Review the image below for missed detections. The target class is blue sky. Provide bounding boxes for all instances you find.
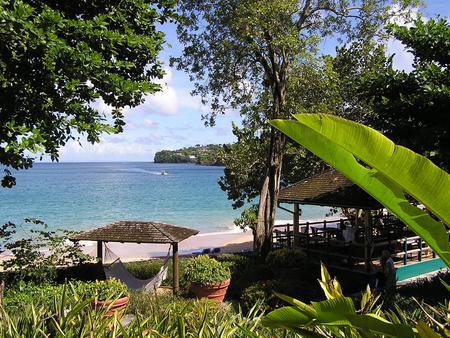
[57,1,449,162]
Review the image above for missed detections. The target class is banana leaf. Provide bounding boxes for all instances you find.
[270,114,450,267]
[262,306,313,329]
[346,314,418,338]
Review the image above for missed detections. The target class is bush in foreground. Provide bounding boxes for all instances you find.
[1,281,301,337]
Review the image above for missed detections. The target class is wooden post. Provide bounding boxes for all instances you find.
[287,223,291,248]
[403,238,408,265]
[306,222,310,255]
[418,238,422,262]
[363,211,371,272]
[97,241,103,263]
[293,204,300,246]
[172,242,179,295]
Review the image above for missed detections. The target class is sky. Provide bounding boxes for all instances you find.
[57,1,450,162]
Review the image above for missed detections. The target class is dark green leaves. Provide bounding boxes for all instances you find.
[0,0,175,186]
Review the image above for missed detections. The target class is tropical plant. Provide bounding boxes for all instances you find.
[3,282,61,310]
[183,255,231,287]
[262,264,439,337]
[1,282,301,337]
[1,219,89,284]
[83,279,128,301]
[270,114,450,267]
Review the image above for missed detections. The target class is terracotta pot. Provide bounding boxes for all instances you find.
[92,296,129,317]
[191,279,230,302]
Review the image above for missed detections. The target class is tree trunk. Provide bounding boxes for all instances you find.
[255,129,285,257]
[254,50,288,257]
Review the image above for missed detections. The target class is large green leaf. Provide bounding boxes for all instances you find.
[270,114,450,267]
[292,114,450,224]
[347,314,418,338]
[273,292,318,319]
[416,320,442,338]
[262,306,313,329]
[311,297,355,325]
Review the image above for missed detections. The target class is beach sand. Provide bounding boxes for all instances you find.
[79,230,254,262]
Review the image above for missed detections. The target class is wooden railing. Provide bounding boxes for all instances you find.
[272,219,438,269]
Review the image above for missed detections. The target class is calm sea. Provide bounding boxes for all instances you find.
[0,162,328,234]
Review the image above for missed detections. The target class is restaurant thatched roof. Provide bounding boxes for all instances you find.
[278,169,382,210]
[71,221,199,244]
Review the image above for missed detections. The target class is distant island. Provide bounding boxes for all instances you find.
[154,144,225,166]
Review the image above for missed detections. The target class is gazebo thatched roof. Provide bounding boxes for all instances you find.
[278,169,382,210]
[71,220,199,244]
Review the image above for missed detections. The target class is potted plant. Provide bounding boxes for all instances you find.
[86,279,129,317]
[183,255,231,302]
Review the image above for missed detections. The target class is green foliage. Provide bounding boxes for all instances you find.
[265,248,307,270]
[3,282,60,310]
[154,144,225,165]
[271,114,450,267]
[82,278,128,300]
[1,281,300,337]
[234,205,258,231]
[262,264,440,337]
[124,260,163,280]
[183,255,230,287]
[0,0,176,187]
[4,279,128,310]
[363,17,450,171]
[241,282,269,312]
[0,219,89,284]
[174,0,419,255]
[241,279,317,313]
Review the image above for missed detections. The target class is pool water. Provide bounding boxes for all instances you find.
[397,258,447,281]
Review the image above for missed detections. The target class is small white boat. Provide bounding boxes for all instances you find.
[160,170,168,175]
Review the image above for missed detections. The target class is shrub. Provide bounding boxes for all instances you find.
[240,279,317,312]
[125,260,163,279]
[81,279,128,300]
[183,255,230,287]
[265,248,307,269]
[3,282,61,309]
[4,279,128,310]
[1,284,294,337]
[0,219,89,285]
[241,282,269,312]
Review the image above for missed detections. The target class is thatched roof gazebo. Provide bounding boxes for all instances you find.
[279,169,382,210]
[277,169,383,272]
[71,221,199,293]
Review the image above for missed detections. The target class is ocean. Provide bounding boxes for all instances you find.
[0,162,329,234]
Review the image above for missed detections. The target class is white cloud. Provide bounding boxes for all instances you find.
[89,98,114,116]
[143,119,158,128]
[58,138,154,161]
[386,5,424,72]
[128,67,179,116]
[386,39,414,72]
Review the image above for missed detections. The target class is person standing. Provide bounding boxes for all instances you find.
[381,250,397,304]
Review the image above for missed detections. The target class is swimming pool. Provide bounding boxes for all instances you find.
[397,258,447,281]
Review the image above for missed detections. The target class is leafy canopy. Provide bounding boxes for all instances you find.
[363,17,450,171]
[0,0,176,187]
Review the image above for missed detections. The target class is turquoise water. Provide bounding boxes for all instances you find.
[0,163,329,234]
[397,258,447,281]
